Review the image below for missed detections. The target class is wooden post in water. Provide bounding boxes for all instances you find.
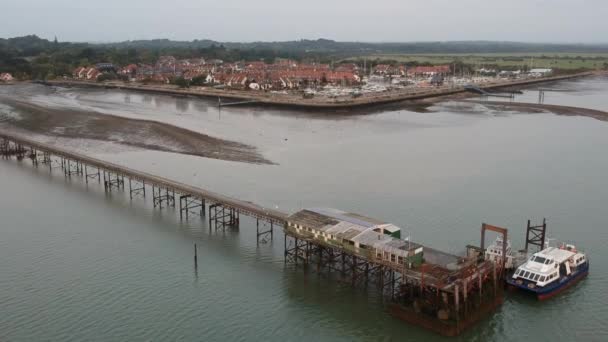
[194,243,198,269]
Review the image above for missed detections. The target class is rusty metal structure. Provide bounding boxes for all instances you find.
[284,210,504,336]
[525,218,547,252]
[1,132,505,336]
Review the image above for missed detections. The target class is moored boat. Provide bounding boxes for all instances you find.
[507,243,589,300]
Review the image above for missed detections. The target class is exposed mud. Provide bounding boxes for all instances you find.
[0,97,273,164]
[464,100,608,121]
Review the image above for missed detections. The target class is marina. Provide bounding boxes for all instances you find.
[48,71,594,110]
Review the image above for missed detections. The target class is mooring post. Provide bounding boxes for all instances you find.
[194,243,198,268]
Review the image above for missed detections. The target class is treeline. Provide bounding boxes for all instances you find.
[0,35,330,80]
[2,35,608,80]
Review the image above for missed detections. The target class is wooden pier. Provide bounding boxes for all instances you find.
[0,131,505,336]
[0,132,286,238]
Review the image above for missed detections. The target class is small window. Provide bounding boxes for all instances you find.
[540,276,546,282]
[533,274,540,281]
[390,254,396,262]
[524,271,531,278]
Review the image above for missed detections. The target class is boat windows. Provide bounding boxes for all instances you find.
[523,271,530,278]
[540,276,546,282]
[533,274,540,281]
[533,256,548,264]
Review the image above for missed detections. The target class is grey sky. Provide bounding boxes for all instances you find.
[3,0,608,43]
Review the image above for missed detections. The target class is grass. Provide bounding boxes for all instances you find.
[357,53,608,70]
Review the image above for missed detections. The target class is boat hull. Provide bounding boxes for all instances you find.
[537,268,588,300]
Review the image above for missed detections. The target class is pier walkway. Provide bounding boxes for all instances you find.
[0,131,287,236]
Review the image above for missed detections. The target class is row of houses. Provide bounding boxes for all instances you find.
[73,56,363,90]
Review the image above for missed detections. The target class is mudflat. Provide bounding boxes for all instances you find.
[0,97,272,164]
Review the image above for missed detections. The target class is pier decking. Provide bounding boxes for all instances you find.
[1,131,504,336]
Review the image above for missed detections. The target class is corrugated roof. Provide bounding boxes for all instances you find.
[287,210,339,230]
[307,208,385,228]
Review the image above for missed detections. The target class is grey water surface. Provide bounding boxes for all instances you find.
[1,77,608,341]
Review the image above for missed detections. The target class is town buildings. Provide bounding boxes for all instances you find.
[70,57,549,92]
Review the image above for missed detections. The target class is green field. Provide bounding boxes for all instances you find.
[361,53,608,70]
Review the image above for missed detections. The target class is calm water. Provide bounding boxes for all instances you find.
[1,77,608,341]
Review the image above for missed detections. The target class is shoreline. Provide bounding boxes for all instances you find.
[45,72,596,110]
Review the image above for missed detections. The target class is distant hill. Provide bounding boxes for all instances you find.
[104,38,608,55]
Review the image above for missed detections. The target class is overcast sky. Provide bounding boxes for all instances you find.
[3,0,608,43]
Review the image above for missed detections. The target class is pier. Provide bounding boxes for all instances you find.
[1,131,505,336]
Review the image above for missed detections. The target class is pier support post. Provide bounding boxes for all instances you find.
[256,219,274,243]
[208,203,238,230]
[103,171,124,191]
[29,148,38,167]
[85,165,101,184]
[129,179,146,199]
[152,186,174,208]
[179,194,204,220]
[65,159,83,178]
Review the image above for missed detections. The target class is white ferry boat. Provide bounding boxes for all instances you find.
[507,243,589,300]
[484,236,516,270]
